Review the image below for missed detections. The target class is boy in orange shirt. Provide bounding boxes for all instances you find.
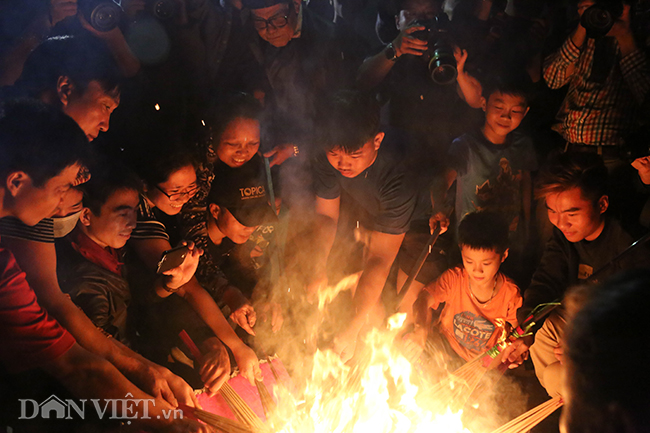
[411,211,522,364]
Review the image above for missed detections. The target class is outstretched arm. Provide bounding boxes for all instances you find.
[4,237,197,408]
[130,237,262,386]
[306,196,341,298]
[333,230,405,360]
[45,344,212,432]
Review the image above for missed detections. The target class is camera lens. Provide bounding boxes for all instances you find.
[586,9,613,30]
[581,3,616,38]
[152,0,177,20]
[88,1,121,32]
[428,44,457,85]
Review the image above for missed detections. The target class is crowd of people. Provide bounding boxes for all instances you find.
[1,0,650,431]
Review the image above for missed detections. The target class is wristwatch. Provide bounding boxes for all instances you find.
[384,43,398,62]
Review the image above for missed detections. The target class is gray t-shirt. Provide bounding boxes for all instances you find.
[448,129,538,233]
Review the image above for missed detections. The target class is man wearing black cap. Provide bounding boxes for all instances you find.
[205,167,277,247]
[183,167,282,335]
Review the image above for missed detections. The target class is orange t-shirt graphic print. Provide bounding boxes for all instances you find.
[425,267,522,362]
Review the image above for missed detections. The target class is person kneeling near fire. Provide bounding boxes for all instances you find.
[409,211,522,368]
[184,166,283,337]
[55,160,231,395]
[0,101,208,432]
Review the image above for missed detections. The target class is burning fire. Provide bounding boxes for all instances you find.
[267,313,474,433]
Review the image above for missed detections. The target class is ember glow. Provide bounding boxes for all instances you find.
[266,313,474,433]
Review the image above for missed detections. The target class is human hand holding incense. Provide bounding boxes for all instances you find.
[500,335,532,369]
[401,326,427,362]
[199,338,231,396]
[159,367,202,408]
[232,343,263,385]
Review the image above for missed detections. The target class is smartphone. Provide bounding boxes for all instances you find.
[156,245,190,274]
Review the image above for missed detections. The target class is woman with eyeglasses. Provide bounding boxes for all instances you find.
[128,142,262,394]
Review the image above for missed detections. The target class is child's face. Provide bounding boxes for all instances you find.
[482,92,529,140]
[460,246,507,287]
[326,132,384,178]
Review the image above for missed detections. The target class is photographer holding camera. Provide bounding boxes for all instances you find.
[544,0,650,163]
[543,0,650,227]
[0,0,139,85]
[357,0,482,171]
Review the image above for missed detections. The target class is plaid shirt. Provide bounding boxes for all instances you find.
[543,36,650,146]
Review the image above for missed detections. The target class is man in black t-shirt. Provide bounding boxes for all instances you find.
[309,92,423,360]
[502,153,650,397]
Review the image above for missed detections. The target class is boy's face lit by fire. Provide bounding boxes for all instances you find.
[482,91,529,143]
[326,133,384,178]
[209,204,259,244]
[460,246,507,289]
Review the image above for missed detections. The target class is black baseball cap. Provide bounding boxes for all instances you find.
[207,167,276,227]
[242,0,290,10]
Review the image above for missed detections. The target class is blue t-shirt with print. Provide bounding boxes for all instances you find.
[448,129,538,233]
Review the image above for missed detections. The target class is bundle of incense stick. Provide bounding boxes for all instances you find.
[266,356,281,382]
[419,343,490,412]
[489,396,564,433]
[220,382,270,433]
[180,403,253,433]
[178,331,270,432]
[255,379,277,417]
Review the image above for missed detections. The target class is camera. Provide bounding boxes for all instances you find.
[148,0,178,20]
[581,0,625,38]
[78,0,122,32]
[411,14,457,85]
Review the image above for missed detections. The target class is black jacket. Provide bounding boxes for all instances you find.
[518,218,650,325]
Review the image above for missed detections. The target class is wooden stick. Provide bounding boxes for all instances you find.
[489,396,563,433]
[220,382,269,433]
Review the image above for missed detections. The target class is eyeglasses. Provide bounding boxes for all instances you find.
[155,184,199,202]
[252,14,289,31]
